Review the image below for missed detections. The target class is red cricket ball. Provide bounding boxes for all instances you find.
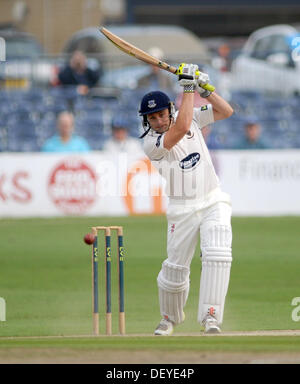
[84,233,95,245]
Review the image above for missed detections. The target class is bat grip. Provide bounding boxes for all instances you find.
[195,70,215,92]
[201,83,215,92]
[178,74,215,93]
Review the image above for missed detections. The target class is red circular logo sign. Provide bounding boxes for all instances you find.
[48,158,97,214]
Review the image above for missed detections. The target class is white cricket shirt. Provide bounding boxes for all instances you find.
[143,104,230,206]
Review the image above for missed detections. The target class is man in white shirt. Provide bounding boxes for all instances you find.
[140,63,234,335]
[103,117,142,154]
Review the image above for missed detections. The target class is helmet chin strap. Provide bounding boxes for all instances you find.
[139,126,151,139]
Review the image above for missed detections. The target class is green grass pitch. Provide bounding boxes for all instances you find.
[0,216,300,360]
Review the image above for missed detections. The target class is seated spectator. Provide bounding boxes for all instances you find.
[58,51,100,95]
[42,111,90,153]
[234,118,267,149]
[103,117,142,153]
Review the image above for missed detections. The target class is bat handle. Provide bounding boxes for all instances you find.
[179,77,215,93]
[195,70,215,92]
[176,68,215,93]
[201,83,215,92]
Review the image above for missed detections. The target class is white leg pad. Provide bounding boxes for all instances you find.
[198,225,232,325]
[157,260,190,325]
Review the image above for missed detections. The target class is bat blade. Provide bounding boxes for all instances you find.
[100,26,177,74]
[99,26,215,93]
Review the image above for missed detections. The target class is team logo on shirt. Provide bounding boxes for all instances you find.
[179,152,201,170]
[148,100,157,108]
[201,105,208,111]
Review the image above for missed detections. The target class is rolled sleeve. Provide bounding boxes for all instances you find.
[194,104,215,129]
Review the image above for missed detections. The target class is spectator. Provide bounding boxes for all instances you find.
[137,47,175,91]
[58,51,100,95]
[234,118,267,149]
[42,111,90,153]
[103,117,142,153]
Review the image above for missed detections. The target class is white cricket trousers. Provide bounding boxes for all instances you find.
[157,200,232,325]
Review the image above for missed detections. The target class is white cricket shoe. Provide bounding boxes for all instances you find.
[203,315,221,334]
[154,317,174,336]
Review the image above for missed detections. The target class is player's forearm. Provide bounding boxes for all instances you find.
[174,92,194,133]
[163,92,194,150]
[207,92,234,121]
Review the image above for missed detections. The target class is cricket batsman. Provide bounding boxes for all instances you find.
[139,63,234,335]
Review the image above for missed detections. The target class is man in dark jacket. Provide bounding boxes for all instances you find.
[58,50,100,95]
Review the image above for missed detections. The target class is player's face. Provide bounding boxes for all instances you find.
[147,108,170,133]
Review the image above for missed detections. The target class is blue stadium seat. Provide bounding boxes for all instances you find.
[7,137,40,152]
[48,86,78,100]
[212,119,242,149]
[75,97,107,112]
[75,113,106,142]
[84,132,109,150]
[7,120,37,138]
[6,121,38,152]
[0,127,6,151]
[111,106,142,138]
[22,88,45,104]
[37,119,56,141]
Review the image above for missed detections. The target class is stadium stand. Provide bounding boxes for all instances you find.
[0,87,299,151]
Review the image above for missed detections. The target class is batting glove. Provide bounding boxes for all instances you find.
[196,72,214,98]
[177,63,198,93]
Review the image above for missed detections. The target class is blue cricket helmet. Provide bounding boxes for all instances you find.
[139,91,171,116]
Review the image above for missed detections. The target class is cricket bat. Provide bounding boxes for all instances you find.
[100,26,215,92]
